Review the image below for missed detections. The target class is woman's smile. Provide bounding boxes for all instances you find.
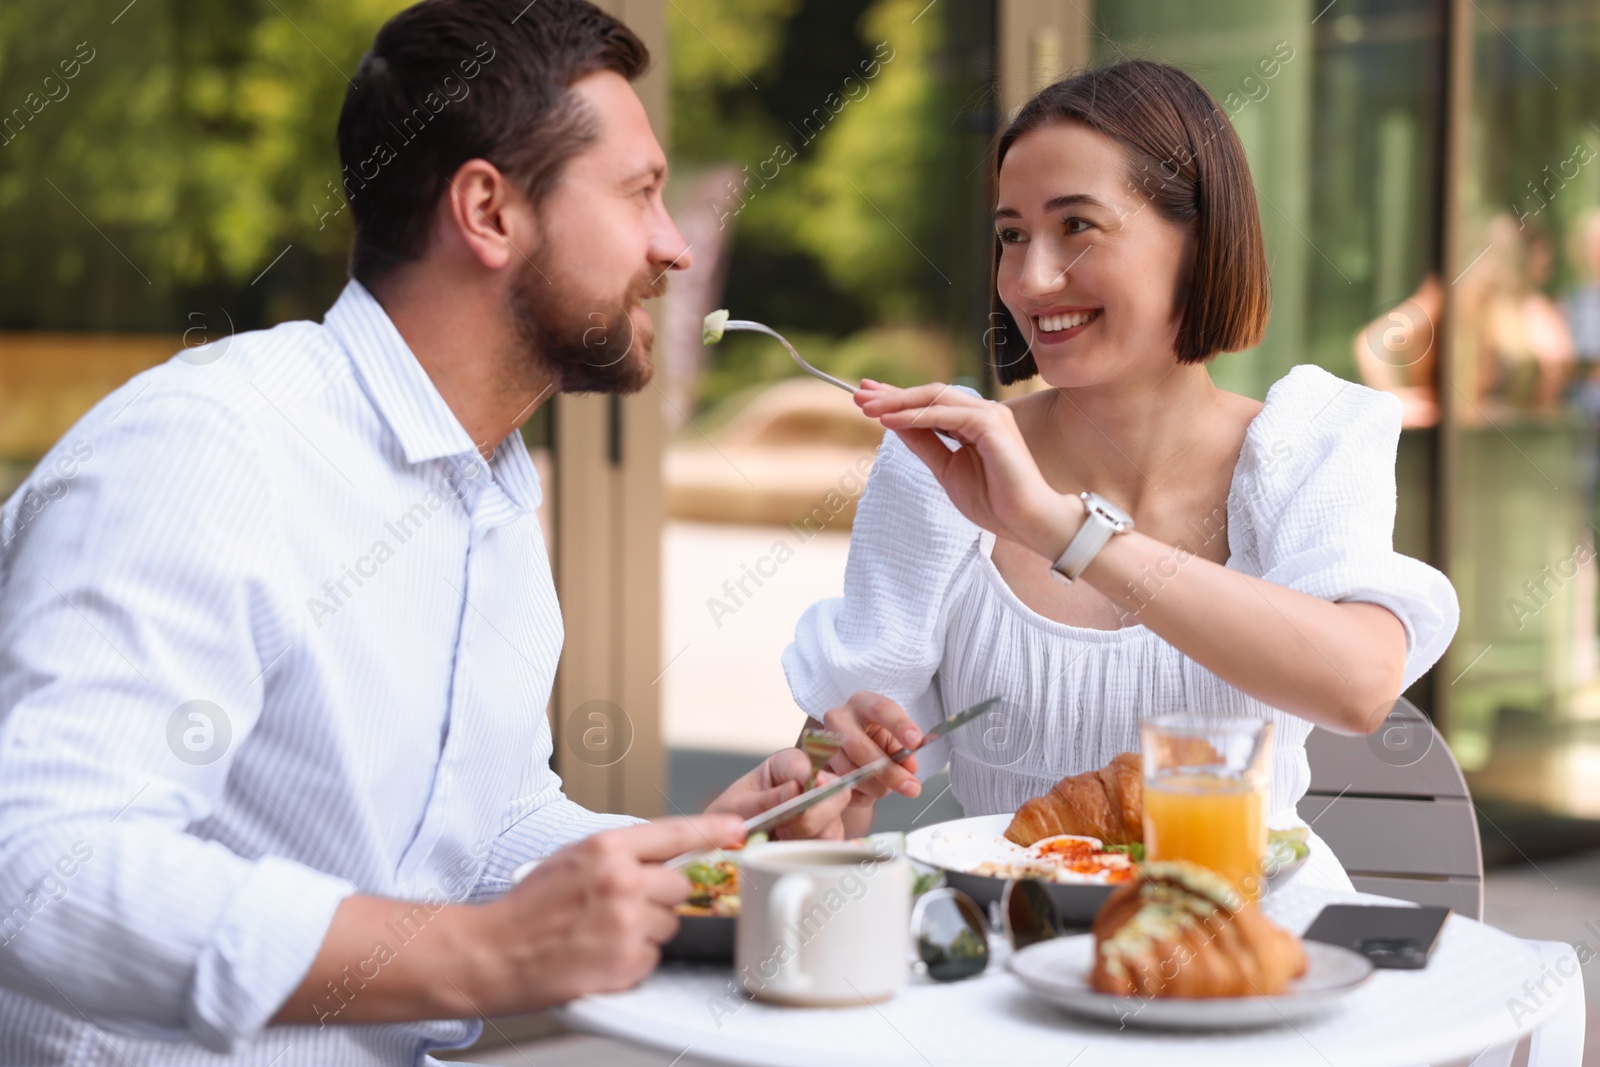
[1031,306,1103,343]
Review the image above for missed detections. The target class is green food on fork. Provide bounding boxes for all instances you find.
[701,309,858,394]
[799,727,844,790]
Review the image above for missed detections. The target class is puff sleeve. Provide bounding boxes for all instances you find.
[1229,365,1460,690]
[782,430,982,777]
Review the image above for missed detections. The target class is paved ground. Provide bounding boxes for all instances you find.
[659,520,852,754]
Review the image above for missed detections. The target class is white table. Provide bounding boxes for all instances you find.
[556,884,1572,1067]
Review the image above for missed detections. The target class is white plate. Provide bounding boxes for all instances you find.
[905,813,1028,866]
[905,814,1118,882]
[906,813,1311,895]
[1007,934,1374,1030]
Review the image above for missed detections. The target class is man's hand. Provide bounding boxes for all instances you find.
[706,748,853,840]
[271,815,744,1025]
[474,816,744,1007]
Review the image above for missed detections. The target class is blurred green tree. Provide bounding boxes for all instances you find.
[0,0,992,361]
[668,0,798,166]
[767,0,957,323]
[666,0,994,408]
[0,0,407,332]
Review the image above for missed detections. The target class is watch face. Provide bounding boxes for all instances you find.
[1083,492,1133,529]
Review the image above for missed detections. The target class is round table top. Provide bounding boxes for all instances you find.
[556,883,1569,1067]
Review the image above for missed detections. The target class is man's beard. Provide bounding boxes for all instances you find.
[509,252,665,395]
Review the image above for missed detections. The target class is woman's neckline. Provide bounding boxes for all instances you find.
[972,390,1270,638]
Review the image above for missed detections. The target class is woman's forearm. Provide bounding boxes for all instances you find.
[856,374,1414,735]
[1081,528,1407,733]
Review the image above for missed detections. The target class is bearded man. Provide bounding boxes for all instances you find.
[0,2,896,1062]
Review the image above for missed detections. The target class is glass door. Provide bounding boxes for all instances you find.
[1441,0,1600,818]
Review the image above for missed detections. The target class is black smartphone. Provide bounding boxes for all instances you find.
[1301,904,1451,969]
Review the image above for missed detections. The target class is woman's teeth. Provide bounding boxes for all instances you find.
[1036,310,1098,333]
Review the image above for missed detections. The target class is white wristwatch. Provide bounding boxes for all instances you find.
[1050,492,1135,583]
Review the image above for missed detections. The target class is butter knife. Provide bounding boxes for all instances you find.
[665,696,1000,871]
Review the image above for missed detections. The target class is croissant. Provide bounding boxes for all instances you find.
[1004,752,1143,847]
[1089,861,1307,998]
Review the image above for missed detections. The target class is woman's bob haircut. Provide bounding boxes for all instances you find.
[988,59,1270,385]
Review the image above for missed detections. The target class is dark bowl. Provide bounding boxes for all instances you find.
[663,913,734,963]
[943,867,1118,927]
[908,814,1312,931]
[906,814,1127,929]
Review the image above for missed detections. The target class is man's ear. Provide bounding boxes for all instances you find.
[441,158,539,272]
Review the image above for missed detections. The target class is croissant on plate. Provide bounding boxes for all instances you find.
[1004,752,1143,847]
[1089,861,1307,998]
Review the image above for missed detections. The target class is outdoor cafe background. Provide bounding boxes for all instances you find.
[2,0,1600,863]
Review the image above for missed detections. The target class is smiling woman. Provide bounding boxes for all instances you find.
[988,60,1270,383]
[786,59,1461,897]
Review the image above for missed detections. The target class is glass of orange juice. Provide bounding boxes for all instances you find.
[1140,716,1274,901]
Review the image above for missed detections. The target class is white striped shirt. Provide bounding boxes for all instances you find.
[0,280,633,1064]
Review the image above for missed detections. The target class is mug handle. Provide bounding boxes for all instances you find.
[770,874,815,994]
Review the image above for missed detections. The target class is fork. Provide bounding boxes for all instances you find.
[703,311,857,394]
[799,727,844,789]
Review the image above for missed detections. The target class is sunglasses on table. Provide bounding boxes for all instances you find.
[910,879,1065,983]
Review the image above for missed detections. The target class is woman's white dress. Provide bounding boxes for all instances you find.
[782,366,1461,890]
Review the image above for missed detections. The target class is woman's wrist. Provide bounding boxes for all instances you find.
[1024,490,1088,563]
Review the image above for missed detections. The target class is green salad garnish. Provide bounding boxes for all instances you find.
[683,861,729,887]
[702,309,730,345]
[1266,826,1310,871]
[911,866,943,898]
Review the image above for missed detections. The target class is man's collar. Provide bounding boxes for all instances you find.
[486,431,544,513]
[323,279,480,466]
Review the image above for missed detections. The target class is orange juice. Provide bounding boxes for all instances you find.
[1143,772,1268,900]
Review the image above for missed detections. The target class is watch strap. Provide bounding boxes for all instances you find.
[1051,492,1131,583]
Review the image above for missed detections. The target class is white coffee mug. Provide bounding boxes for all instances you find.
[734,839,911,1007]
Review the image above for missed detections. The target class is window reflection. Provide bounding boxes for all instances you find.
[1454,215,1575,421]
[1566,210,1600,410]
[1353,272,1441,428]
[1442,2,1600,814]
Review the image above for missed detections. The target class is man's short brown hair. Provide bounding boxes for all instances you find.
[337,0,648,286]
[988,59,1270,384]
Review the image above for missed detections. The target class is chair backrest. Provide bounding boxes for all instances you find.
[1298,698,1484,919]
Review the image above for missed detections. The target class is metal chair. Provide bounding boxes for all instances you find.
[1300,702,1588,1066]
[1297,697,1484,919]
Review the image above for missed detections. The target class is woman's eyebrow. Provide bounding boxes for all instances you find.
[992,192,1111,221]
[1043,192,1109,213]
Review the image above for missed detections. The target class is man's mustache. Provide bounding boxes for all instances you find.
[628,270,669,306]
